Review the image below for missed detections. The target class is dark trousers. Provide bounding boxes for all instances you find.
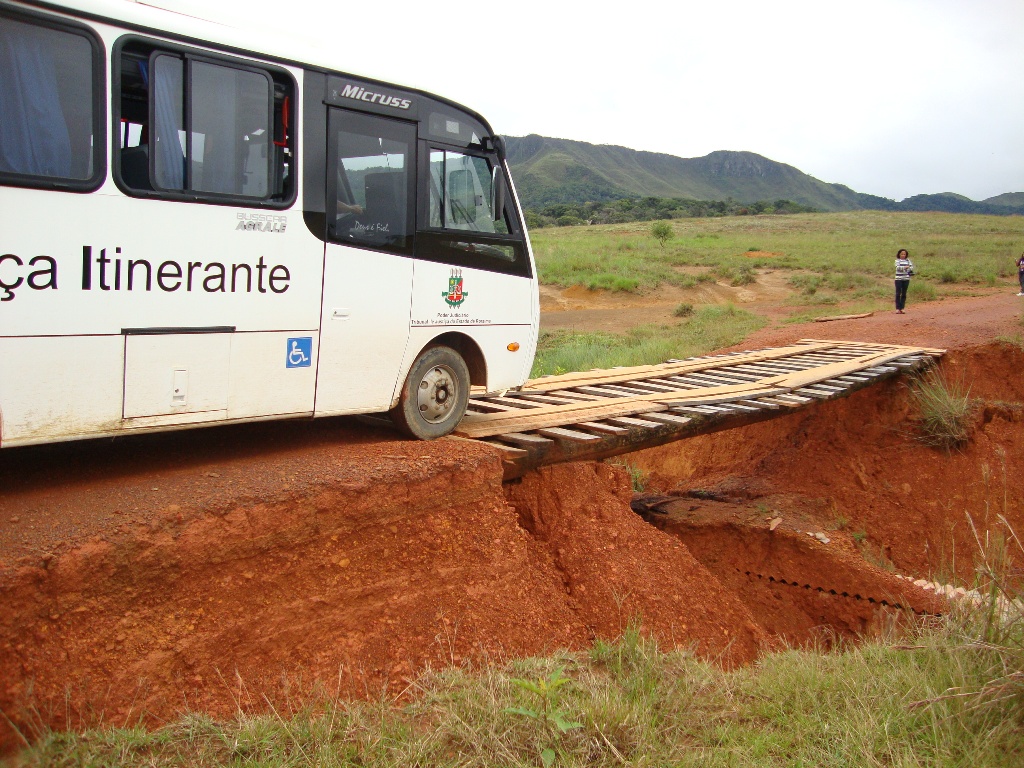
[895,279,909,310]
[1019,270,1024,291]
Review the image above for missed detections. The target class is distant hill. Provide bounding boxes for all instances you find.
[503,135,1024,215]
[984,192,1024,208]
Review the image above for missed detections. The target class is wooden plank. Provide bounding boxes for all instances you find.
[737,399,778,410]
[468,399,529,413]
[658,377,706,388]
[741,399,794,411]
[513,393,585,405]
[716,401,762,412]
[744,360,813,372]
[544,390,605,401]
[478,396,544,409]
[800,383,845,393]
[768,349,922,388]
[681,370,760,384]
[728,363,806,375]
[575,421,629,435]
[623,380,687,393]
[518,341,840,393]
[494,432,555,447]
[792,354,850,364]
[537,426,603,442]
[773,393,813,404]
[454,401,668,439]
[640,412,694,426]
[813,312,874,322]
[478,440,529,457]
[603,416,666,429]
[799,338,947,355]
[573,386,629,398]
[656,386,792,406]
[589,383,663,396]
[793,388,835,399]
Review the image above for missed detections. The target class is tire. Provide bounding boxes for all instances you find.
[391,346,470,440]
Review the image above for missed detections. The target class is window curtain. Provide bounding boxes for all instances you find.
[0,19,72,177]
[151,54,185,189]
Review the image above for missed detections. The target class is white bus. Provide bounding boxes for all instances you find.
[0,0,539,445]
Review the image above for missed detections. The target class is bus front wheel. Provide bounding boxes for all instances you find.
[392,346,470,440]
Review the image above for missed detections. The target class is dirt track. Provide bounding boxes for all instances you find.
[1,288,1022,750]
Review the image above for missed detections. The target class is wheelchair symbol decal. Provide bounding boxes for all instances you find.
[286,337,312,368]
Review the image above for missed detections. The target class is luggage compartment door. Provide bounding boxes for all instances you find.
[123,330,232,420]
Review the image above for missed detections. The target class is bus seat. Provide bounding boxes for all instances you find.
[121,145,153,190]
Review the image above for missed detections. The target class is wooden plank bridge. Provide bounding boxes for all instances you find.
[452,339,945,479]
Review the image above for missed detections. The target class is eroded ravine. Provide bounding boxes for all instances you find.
[1,341,1022,752]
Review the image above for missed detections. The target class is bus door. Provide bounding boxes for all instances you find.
[314,108,416,415]
[408,138,536,391]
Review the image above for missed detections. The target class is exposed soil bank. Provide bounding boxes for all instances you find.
[627,342,1024,587]
[637,503,944,648]
[0,449,763,751]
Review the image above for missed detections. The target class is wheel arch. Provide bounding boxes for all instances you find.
[421,332,487,388]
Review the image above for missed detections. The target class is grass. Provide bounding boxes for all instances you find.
[910,371,977,449]
[14,601,1024,767]
[531,211,1024,300]
[530,305,765,377]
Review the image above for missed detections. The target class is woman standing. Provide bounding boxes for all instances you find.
[894,249,914,314]
[1016,252,1024,296]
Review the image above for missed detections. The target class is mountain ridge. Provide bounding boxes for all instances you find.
[503,135,1023,215]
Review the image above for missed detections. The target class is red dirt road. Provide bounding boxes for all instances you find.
[726,291,1024,352]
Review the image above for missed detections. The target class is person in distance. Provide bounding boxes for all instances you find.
[894,248,914,314]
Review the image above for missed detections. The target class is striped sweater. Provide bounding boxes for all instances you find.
[895,257,914,280]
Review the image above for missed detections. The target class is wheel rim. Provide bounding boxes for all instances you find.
[416,364,460,424]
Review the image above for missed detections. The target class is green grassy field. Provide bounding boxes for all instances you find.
[531,305,766,377]
[14,603,1023,767]
[532,211,1023,294]
[528,211,1024,374]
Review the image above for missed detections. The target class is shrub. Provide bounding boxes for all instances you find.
[731,265,757,286]
[650,221,673,247]
[911,371,976,449]
[673,302,694,318]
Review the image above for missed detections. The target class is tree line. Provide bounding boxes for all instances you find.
[523,196,817,229]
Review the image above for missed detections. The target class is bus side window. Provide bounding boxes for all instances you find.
[428,150,510,235]
[0,11,102,189]
[115,40,294,205]
[328,109,415,255]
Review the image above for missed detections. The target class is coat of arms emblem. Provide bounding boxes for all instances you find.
[442,269,468,307]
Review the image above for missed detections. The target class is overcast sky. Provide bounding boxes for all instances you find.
[159,0,1023,201]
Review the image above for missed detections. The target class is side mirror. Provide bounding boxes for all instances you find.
[483,135,506,161]
[490,165,506,222]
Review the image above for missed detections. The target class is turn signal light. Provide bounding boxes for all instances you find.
[507,342,520,352]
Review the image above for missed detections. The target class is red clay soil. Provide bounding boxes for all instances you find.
[0,435,764,751]
[629,341,1024,588]
[639,500,946,648]
[0,293,1022,752]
